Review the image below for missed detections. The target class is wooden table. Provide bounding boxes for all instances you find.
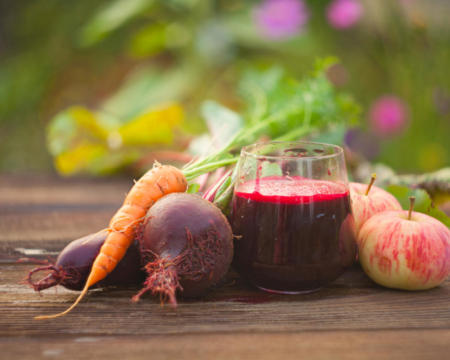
[1,175,449,359]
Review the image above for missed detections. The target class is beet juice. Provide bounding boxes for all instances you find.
[231,176,356,293]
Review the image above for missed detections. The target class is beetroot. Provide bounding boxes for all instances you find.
[133,193,233,306]
[27,230,145,291]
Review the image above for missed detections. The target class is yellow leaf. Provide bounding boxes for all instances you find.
[55,142,106,175]
[119,103,183,146]
[69,106,109,140]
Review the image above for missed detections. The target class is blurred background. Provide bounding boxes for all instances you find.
[1,0,449,176]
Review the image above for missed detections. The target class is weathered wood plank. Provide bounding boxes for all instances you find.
[0,175,129,256]
[0,174,130,208]
[1,330,449,360]
[1,174,449,359]
[1,263,449,336]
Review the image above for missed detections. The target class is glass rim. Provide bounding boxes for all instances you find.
[240,140,344,161]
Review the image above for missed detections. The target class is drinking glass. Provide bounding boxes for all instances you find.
[230,141,356,294]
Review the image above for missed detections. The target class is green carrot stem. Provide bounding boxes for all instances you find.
[183,109,309,175]
[183,157,239,181]
[183,123,318,182]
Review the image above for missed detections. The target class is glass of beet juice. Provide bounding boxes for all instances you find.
[231,141,356,294]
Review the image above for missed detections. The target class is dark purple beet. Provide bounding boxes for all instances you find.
[27,230,145,291]
[133,193,233,306]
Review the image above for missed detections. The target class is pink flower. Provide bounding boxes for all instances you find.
[254,0,309,40]
[327,0,363,29]
[369,96,409,137]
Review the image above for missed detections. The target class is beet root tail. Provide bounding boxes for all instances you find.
[132,258,182,307]
[26,265,64,292]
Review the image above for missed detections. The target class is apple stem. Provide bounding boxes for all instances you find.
[408,196,415,220]
[365,173,377,196]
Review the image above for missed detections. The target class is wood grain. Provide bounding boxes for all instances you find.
[0,175,129,251]
[1,330,449,360]
[1,174,449,359]
[1,263,449,337]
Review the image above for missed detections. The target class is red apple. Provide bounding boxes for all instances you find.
[349,174,402,237]
[358,199,450,290]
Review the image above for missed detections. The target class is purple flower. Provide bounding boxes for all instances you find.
[369,95,409,137]
[254,0,309,40]
[433,88,450,116]
[344,128,380,160]
[327,0,363,29]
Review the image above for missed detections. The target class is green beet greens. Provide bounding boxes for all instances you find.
[181,58,360,212]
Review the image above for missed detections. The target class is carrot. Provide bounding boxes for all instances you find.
[35,162,187,320]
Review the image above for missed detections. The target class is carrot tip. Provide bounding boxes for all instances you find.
[34,278,91,320]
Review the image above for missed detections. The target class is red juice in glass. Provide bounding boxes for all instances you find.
[230,142,356,294]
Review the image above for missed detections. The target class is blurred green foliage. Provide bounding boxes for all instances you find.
[387,185,450,227]
[0,0,449,174]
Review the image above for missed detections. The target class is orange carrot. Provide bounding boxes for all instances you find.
[35,162,187,320]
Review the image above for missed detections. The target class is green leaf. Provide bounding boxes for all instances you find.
[101,65,198,120]
[238,66,284,124]
[78,0,155,46]
[336,93,361,126]
[386,185,450,227]
[311,123,347,146]
[233,64,359,146]
[188,134,214,157]
[395,167,450,203]
[128,23,167,58]
[201,100,243,149]
[314,56,339,76]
